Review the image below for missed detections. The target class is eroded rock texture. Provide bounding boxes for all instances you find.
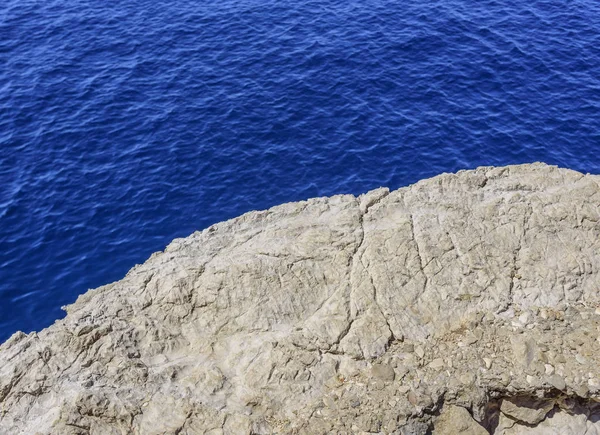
[1,163,600,434]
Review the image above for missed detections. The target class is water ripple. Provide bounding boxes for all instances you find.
[1,0,600,341]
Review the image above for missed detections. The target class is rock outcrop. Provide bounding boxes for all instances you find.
[2,163,600,434]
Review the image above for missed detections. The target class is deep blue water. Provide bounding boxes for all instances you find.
[1,0,600,342]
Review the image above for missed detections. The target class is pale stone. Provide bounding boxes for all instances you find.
[495,408,600,434]
[433,405,488,435]
[500,397,555,425]
[371,363,395,382]
[518,312,530,326]
[429,358,445,370]
[548,374,567,391]
[1,164,600,433]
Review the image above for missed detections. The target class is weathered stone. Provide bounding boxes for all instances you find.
[511,336,539,369]
[371,363,395,381]
[496,407,600,434]
[429,358,445,370]
[433,405,488,435]
[415,345,425,359]
[500,397,555,425]
[1,163,600,433]
[548,374,567,391]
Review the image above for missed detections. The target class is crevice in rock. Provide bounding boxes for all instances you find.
[503,205,532,312]
[335,198,367,348]
[429,393,600,434]
[359,252,396,343]
[409,213,428,292]
[173,410,193,435]
[3,165,600,434]
[335,192,392,353]
[479,393,600,434]
[332,315,355,349]
[360,188,390,216]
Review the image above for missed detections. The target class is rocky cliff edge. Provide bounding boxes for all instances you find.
[2,163,600,434]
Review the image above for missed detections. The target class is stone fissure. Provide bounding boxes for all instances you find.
[2,164,600,434]
[409,213,429,292]
[505,205,533,311]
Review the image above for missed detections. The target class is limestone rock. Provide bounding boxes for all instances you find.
[371,363,395,382]
[496,407,600,434]
[1,163,600,434]
[433,405,488,435]
[500,397,555,425]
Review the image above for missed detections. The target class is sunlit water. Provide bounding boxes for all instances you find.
[1,0,599,341]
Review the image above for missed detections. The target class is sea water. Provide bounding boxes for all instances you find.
[1,0,599,341]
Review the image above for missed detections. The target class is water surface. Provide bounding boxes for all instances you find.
[1,0,600,341]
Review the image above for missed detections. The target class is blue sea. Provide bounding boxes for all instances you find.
[1,0,599,342]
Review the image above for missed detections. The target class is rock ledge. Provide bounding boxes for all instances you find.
[2,163,600,434]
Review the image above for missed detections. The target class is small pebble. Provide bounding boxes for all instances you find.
[407,391,418,406]
[415,346,425,359]
[548,374,566,390]
[428,358,444,370]
[464,331,479,345]
[371,363,395,382]
[398,385,411,394]
[460,373,475,385]
[323,396,335,408]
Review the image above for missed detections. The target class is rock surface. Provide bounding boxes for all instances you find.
[2,163,600,434]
